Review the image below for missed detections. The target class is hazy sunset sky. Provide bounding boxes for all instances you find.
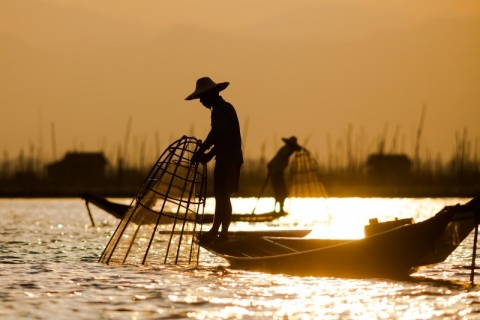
[1,0,479,167]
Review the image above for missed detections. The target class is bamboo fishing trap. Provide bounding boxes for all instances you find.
[288,148,328,198]
[99,136,207,266]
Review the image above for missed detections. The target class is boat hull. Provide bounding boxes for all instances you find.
[80,192,287,223]
[203,197,480,279]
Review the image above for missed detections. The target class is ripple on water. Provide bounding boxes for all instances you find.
[1,198,480,319]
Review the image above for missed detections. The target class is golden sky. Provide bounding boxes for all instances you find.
[1,0,479,167]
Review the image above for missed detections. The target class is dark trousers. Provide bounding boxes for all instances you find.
[210,163,241,235]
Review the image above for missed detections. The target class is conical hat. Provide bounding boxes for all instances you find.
[282,136,302,150]
[185,77,229,100]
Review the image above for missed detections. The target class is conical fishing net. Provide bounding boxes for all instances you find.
[288,148,328,198]
[99,136,207,266]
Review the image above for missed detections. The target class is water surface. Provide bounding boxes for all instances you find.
[1,197,480,319]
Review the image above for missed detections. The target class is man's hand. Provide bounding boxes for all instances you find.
[191,151,205,164]
[203,150,215,163]
[191,148,215,164]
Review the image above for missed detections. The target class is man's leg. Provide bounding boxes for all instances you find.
[216,195,232,240]
[199,163,239,243]
[279,196,286,213]
[198,164,227,243]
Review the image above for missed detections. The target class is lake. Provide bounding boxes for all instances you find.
[1,197,479,319]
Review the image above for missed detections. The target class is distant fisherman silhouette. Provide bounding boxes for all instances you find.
[186,77,243,244]
[267,136,302,213]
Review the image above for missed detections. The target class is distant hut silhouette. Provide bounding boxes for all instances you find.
[46,152,108,184]
[366,153,412,182]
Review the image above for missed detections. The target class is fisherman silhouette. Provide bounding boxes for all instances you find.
[186,77,243,244]
[267,136,302,213]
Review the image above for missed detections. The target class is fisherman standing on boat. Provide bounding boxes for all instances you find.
[186,77,243,244]
[267,136,302,213]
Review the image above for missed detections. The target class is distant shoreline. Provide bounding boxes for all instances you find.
[1,182,477,199]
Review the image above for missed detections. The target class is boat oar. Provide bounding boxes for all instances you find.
[251,172,271,214]
[470,218,479,285]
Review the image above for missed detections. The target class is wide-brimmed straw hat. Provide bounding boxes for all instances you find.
[185,77,229,100]
[282,136,302,150]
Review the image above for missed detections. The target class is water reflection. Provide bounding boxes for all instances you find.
[218,197,458,240]
[1,197,479,319]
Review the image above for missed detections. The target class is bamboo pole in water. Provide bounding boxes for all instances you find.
[471,220,478,285]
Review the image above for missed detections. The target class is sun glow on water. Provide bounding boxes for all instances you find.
[204,197,463,240]
[0,198,476,319]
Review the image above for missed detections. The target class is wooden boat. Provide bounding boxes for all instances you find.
[80,192,287,223]
[200,197,480,279]
[176,229,312,238]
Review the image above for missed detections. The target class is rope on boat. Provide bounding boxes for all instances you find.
[98,136,207,267]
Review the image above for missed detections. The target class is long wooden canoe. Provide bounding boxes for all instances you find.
[200,197,480,279]
[80,192,287,223]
